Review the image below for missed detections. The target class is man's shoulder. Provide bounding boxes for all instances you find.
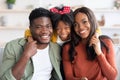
[49,42,61,54]
[50,42,61,48]
[6,38,26,47]
[9,37,25,43]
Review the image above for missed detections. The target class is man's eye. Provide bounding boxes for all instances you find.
[47,25,52,28]
[47,25,52,29]
[36,26,42,28]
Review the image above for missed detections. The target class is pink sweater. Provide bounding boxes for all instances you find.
[62,38,117,80]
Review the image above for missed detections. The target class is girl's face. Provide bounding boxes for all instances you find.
[74,12,91,39]
[56,21,71,41]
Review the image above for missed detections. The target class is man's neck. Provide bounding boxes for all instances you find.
[37,43,49,49]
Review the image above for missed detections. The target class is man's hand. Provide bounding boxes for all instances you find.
[23,36,37,58]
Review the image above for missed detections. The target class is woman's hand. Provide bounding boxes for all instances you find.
[89,33,102,56]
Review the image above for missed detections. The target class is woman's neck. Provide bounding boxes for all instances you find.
[81,38,87,45]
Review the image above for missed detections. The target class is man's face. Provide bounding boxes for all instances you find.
[30,17,53,44]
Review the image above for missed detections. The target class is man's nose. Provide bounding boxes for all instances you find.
[42,26,48,30]
[41,26,49,33]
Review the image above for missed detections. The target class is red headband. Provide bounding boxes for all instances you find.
[50,6,71,14]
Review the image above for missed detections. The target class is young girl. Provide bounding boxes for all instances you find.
[50,6,74,46]
[62,7,117,80]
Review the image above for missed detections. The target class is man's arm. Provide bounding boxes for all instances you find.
[0,37,37,80]
[12,37,37,80]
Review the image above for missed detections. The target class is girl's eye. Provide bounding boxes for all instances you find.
[65,27,70,30]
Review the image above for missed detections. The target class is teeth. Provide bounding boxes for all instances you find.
[80,30,86,33]
[41,35,49,38]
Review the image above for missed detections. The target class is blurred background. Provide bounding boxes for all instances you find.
[0,0,120,45]
[0,0,120,79]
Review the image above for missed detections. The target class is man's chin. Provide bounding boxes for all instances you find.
[37,41,50,44]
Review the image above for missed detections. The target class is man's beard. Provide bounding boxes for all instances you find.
[37,41,50,44]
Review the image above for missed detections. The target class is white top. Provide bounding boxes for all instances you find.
[57,36,70,46]
[31,45,53,80]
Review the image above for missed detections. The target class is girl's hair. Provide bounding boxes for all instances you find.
[68,7,111,62]
[50,6,74,30]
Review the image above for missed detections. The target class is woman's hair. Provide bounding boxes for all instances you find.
[68,7,110,62]
[50,6,74,30]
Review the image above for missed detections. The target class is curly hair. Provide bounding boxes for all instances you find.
[29,7,52,26]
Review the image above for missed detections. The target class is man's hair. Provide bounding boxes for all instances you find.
[29,7,51,25]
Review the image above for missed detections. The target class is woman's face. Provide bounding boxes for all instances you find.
[56,21,71,41]
[74,12,91,39]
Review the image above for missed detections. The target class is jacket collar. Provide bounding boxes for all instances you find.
[17,38,27,48]
[18,38,62,79]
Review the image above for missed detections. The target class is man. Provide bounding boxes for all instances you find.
[0,7,62,80]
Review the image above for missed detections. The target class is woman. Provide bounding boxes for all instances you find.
[62,7,117,80]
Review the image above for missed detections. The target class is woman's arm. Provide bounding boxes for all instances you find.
[97,38,118,80]
[62,45,81,80]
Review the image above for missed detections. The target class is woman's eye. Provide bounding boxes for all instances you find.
[74,23,78,27]
[83,21,87,24]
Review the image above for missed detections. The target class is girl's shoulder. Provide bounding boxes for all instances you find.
[62,41,71,49]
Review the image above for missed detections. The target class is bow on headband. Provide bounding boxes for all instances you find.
[50,6,71,14]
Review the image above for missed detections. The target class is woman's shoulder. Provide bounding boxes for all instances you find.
[99,35,113,45]
[100,35,112,41]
